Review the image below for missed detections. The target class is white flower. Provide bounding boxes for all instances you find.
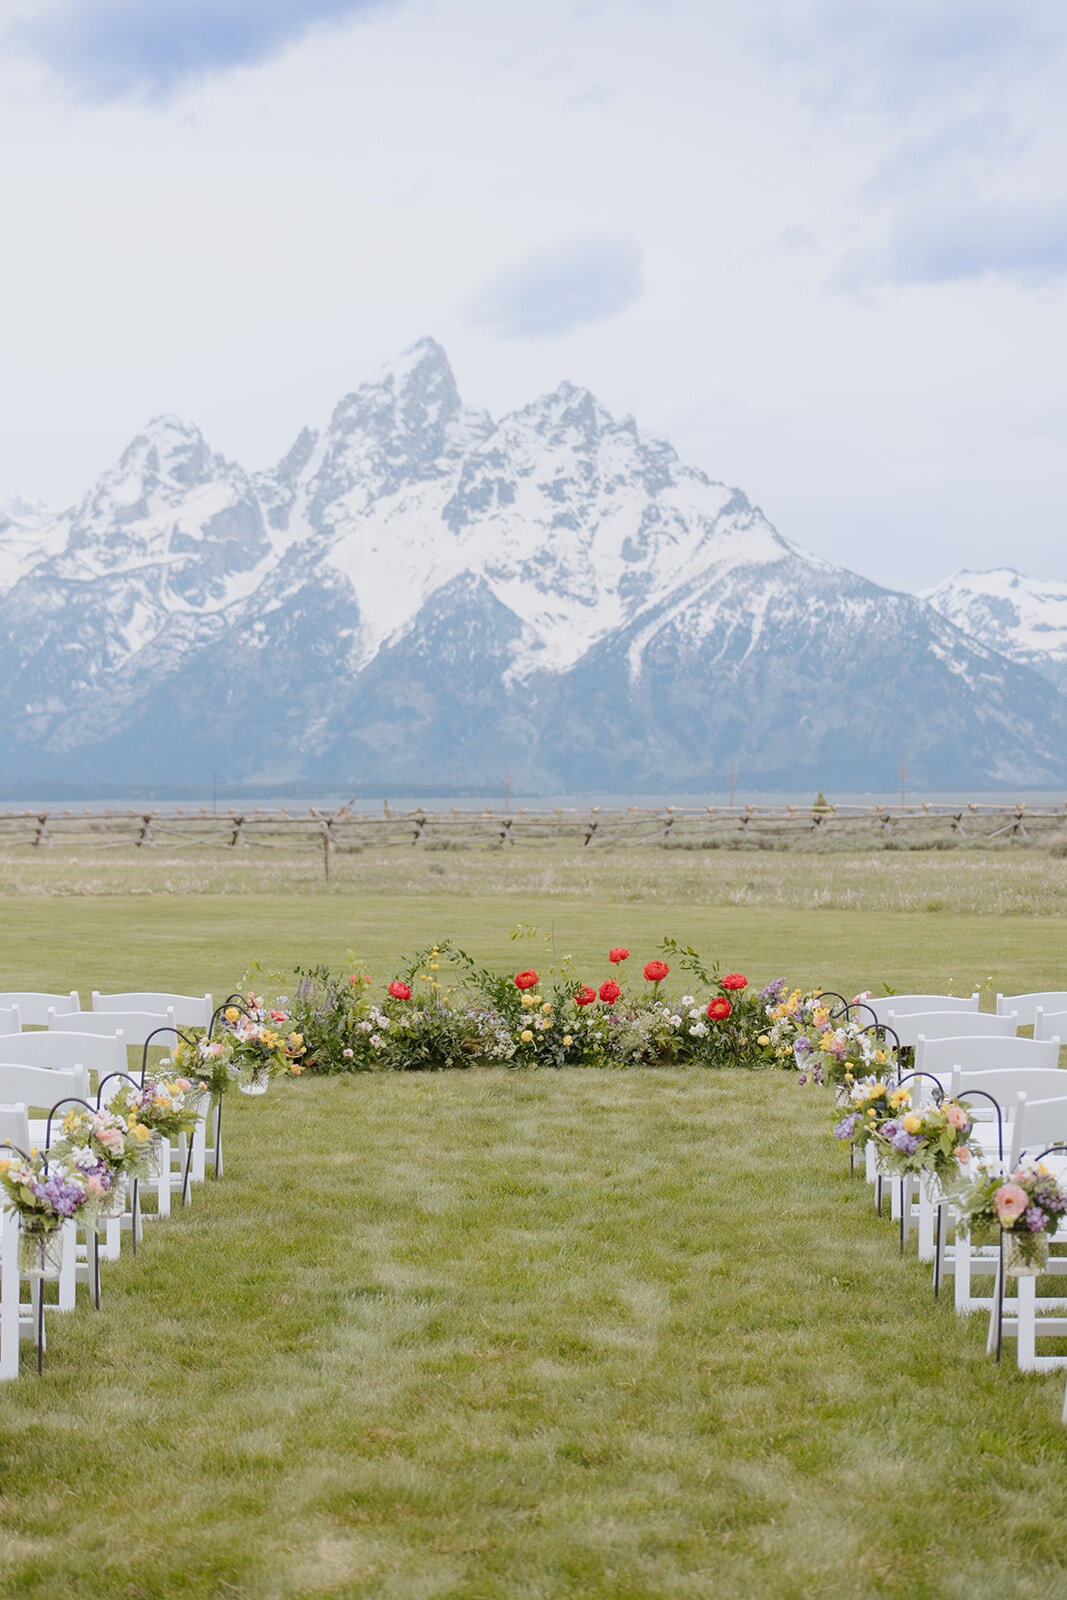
[370,1034,383,1048]
[670,1015,682,1028]
[358,1020,372,1033]
[688,1007,702,1020]
[342,1048,354,1058]
[681,995,695,1007]
[690,1022,707,1038]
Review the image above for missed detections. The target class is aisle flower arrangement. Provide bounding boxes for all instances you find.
[956,1160,1067,1274]
[50,1104,153,1217]
[109,1076,203,1142]
[0,1149,93,1273]
[870,1097,977,1189]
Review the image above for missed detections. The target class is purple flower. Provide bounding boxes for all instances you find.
[793,1037,813,1057]
[759,978,787,1004]
[33,1173,87,1217]
[833,1112,861,1141]
[889,1129,921,1156]
[1025,1206,1047,1233]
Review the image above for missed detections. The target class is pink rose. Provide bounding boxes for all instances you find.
[956,1146,971,1165]
[994,1182,1029,1225]
[944,1103,969,1131]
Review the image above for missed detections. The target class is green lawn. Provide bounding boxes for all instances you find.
[1,862,1066,1597]
[3,1072,1066,1599]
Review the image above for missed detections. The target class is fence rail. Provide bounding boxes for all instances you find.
[1,801,1065,853]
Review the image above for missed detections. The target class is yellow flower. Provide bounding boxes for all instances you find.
[133,1124,150,1142]
[429,962,439,971]
[541,1002,552,1014]
[521,995,533,1008]
[902,1113,922,1134]
[562,1035,573,1047]
[520,1029,534,1043]
[224,1007,239,1022]
[757,1035,769,1046]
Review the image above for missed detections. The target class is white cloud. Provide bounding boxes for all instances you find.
[467,234,644,338]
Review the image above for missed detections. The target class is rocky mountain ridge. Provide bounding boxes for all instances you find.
[1,338,1065,793]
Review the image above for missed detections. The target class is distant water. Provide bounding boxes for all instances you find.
[4,789,1065,814]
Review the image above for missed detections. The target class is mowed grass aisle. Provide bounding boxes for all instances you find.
[3,1071,1067,1600]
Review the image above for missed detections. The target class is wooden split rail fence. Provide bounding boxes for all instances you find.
[0,801,1065,854]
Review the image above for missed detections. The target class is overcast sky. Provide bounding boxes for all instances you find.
[0,0,1064,592]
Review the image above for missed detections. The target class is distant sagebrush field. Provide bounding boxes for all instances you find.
[1,837,1066,919]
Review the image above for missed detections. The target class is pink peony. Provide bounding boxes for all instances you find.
[956,1146,971,1165]
[944,1103,969,1131]
[994,1182,1029,1225]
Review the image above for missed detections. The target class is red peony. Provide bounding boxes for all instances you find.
[387,980,411,1001]
[514,970,539,990]
[575,986,596,1006]
[722,973,748,991]
[608,947,630,964]
[707,997,732,1021]
[598,979,621,1004]
[644,960,670,984]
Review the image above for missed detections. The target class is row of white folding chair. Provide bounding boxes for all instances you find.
[997,991,1067,1028]
[0,991,79,1026]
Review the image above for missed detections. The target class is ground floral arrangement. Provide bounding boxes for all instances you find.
[245,934,791,1075]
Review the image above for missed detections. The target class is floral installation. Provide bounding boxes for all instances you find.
[870,1096,978,1187]
[256,933,791,1074]
[956,1160,1067,1273]
[172,1032,237,1097]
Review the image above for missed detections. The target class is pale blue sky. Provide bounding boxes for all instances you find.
[0,0,1064,591]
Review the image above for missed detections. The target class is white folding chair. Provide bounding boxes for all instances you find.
[0,1006,21,1037]
[917,1034,1060,1083]
[0,1030,128,1093]
[48,1007,176,1048]
[1035,1009,1067,1045]
[998,992,1067,1029]
[0,991,79,1026]
[892,1011,1016,1050]
[866,994,979,1021]
[0,1103,33,1379]
[0,1064,95,1313]
[92,991,213,1030]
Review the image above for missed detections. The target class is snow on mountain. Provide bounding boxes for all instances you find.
[1,338,1066,791]
[0,493,66,595]
[923,569,1067,693]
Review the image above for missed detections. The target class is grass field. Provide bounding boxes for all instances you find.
[1,850,1066,1598]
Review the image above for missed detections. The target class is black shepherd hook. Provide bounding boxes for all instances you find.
[883,1071,946,1258]
[94,1072,152,1253]
[856,1021,903,1085]
[207,995,256,1039]
[43,1096,110,1312]
[137,1017,204,1196]
[3,1138,59,1374]
[202,996,257,1182]
[931,1088,1003,1302]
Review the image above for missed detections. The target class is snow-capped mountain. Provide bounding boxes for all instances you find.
[923,569,1067,695]
[1,338,1066,793]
